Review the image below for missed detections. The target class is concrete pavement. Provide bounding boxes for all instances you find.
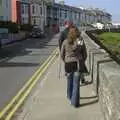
[14,32,105,120]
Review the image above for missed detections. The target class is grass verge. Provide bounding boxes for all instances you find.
[99,32,120,55]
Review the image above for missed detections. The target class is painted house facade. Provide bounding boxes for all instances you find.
[47,2,112,27]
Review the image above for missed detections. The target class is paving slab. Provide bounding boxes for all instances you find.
[14,32,105,120]
[14,58,104,120]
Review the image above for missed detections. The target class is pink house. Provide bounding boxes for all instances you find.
[11,0,17,22]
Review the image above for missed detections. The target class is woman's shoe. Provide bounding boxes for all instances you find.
[72,104,80,108]
[81,78,85,84]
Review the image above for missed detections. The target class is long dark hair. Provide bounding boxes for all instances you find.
[75,26,81,37]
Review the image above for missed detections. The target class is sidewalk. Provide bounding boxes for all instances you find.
[14,32,105,120]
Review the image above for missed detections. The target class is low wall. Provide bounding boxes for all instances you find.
[85,32,120,120]
[1,32,26,45]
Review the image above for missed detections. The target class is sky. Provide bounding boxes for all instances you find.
[62,0,120,22]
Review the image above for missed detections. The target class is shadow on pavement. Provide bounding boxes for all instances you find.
[80,95,97,99]
[27,53,55,56]
[96,58,113,95]
[0,49,32,60]
[0,62,39,67]
[0,28,58,66]
[45,44,58,47]
[80,98,99,107]
[80,81,93,87]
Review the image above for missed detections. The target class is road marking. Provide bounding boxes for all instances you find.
[0,48,58,119]
[5,49,58,120]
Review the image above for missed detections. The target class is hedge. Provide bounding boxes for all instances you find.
[0,21,19,33]
[20,24,33,32]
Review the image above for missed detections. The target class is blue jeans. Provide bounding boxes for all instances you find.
[67,72,81,107]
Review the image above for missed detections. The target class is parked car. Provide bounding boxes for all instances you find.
[29,27,46,38]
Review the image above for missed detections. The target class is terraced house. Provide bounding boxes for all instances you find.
[30,0,47,30]
[0,0,47,30]
[16,0,30,24]
[47,1,112,27]
[0,0,17,22]
[0,0,111,29]
[17,0,47,30]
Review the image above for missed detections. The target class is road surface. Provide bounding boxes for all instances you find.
[0,34,58,111]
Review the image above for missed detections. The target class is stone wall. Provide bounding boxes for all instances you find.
[84,31,120,120]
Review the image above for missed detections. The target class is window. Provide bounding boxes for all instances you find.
[79,13,81,19]
[6,0,8,7]
[36,5,37,13]
[25,5,28,14]
[21,4,25,14]
[65,10,67,18]
[0,16,3,20]
[60,11,62,17]
[6,16,8,20]
[40,6,42,15]
[22,17,25,24]
[43,6,45,16]
[75,12,77,19]
[21,4,28,14]
[0,0,2,5]
[34,19,36,24]
[32,5,35,14]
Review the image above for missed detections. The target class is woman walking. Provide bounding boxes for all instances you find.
[61,26,87,108]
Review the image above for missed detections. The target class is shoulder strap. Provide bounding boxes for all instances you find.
[76,37,84,46]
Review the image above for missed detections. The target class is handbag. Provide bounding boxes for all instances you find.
[77,60,88,73]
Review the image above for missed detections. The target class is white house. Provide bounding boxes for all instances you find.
[92,22,104,29]
[112,22,120,28]
[30,0,47,30]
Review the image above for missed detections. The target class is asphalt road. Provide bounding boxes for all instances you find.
[0,34,58,111]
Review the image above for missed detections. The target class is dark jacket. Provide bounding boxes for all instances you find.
[61,37,87,73]
[58,28,69,50]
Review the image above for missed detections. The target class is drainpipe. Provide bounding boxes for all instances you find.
[50,1,54,34]
[42,0,44,31]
